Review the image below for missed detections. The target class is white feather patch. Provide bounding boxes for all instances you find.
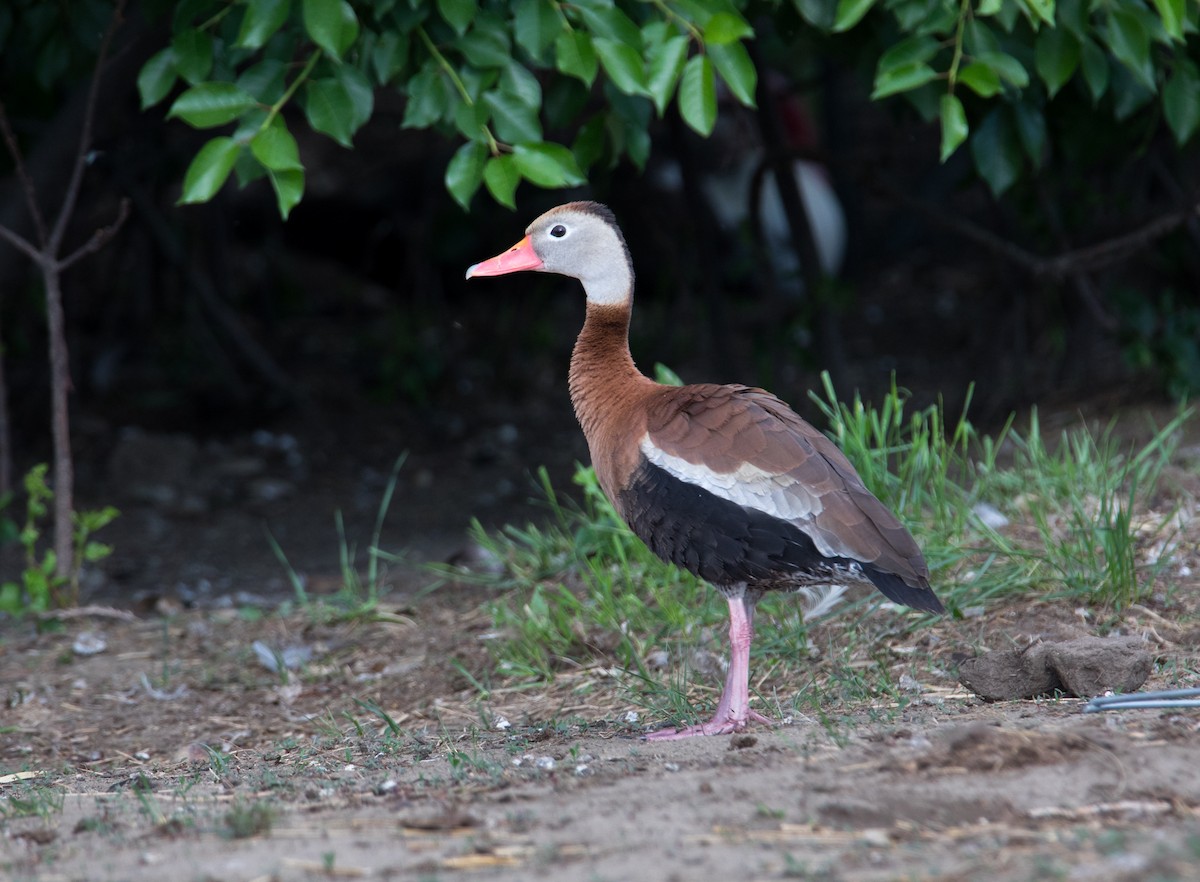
[639,435,840,555]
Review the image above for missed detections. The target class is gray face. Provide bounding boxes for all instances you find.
[526,207,633,307]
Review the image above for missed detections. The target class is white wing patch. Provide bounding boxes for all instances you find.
[639,435,841,555]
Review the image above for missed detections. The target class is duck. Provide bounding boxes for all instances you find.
[466,201,942,739]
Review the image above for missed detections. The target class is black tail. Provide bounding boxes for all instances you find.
[864,564,944,613]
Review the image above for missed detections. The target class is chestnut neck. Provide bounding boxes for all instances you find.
[568,300,649,444]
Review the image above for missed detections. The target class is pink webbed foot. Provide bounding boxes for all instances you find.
[644,708,776,741]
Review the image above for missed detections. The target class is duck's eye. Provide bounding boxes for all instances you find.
[550,224,567,238]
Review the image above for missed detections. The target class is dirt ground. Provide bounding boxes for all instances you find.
[3,592,1200,882]
[3,406,1200,881]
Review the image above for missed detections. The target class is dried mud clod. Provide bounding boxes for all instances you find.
[958,636,1153,701]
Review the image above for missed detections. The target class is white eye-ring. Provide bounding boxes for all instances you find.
[550,224,567,238]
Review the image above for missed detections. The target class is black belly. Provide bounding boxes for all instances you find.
[616,458,942,612]
[617,458,866,591]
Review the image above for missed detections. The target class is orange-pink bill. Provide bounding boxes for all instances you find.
[465,235,544,279]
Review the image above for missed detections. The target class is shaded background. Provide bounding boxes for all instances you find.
[2,3,1198,603]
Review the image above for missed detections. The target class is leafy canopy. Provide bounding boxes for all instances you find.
[134,0,1199,215]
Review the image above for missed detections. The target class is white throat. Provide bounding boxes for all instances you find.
[580,260,632,306]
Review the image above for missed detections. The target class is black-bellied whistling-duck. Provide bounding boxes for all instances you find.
[466,201,942,740]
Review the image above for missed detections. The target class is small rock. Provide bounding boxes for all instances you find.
[534,756,555,771]
[73,631,107,656]
[645,650,670,669]
[972,502,1010,529]
[1046,636,1152,698]
[252,641,312,672]
[958,643,1061,700]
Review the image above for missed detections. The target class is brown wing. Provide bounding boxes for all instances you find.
[641,384,930,589]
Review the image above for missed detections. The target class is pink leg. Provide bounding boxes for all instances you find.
[645,595,776,740]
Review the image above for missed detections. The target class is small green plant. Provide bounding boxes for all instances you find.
[990,406,1190,609]
[0,464,118,613]
[223,799,276,839]
[268,453,407,623]
[0,781,65,821]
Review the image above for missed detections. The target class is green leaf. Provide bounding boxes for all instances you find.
[372,31,410,84]
[1105,9,1155,91]
[250,120,303,171]
[454,98,489,139]
[402,65,453,128]
[1012,103,1046,167]
[456,15,512,68]
[445,140,487,209]
[437,0,476,37]
[678,55,716,136]
[1034,26,1080,97]
[1111,66,1155,119]
[335,64,374,131]
[501,62,542,108]
[179,136,242,204]
[512,142,586,188]
[1149,0,1186,42]
[877,36,940,74]
[871,62,938,99]
[974,52,1029,87]
[573,114,607,171]
[237,0,292,50]
[267,167,304,219]
[607,88,652,168]
[939,93,967,162]
[1163,61,1200,143]
[703,12,754,45]
[963,18,1001,56]
[556,30,598,85]
[237,59,288,103]
[168,82,258,129]
[573,0,641,48]
[303,0,358,61]
[138,47,177,109]
[513,0,558,60]
[976,0,1003,14]
[304,78,360,146]
[234,145,270,188]
[172,29,213,85]
[958,61,1002,97]
[594,37,650,96]
[793,0,837,31]
[646,34,689,116]
[709,41,757,107]
[970,109,1022,196]
[483,154,520,208]
[1019,0,1055,28]
[833,0,876,32]
[1079,37,1109,102]
[484,88,543,143]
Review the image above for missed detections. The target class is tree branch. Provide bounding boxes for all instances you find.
[59,198,131,272]
[0,99,48,247]
[48,0,128,254]
[0,221,43,264]
[873,172,1200,281]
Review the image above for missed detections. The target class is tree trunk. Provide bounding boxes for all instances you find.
[43,265,73,586]
[0,319,10,497]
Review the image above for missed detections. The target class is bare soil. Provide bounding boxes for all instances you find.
[3,407,1200,882]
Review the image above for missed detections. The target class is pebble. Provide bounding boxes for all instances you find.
[72,631,107,656]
